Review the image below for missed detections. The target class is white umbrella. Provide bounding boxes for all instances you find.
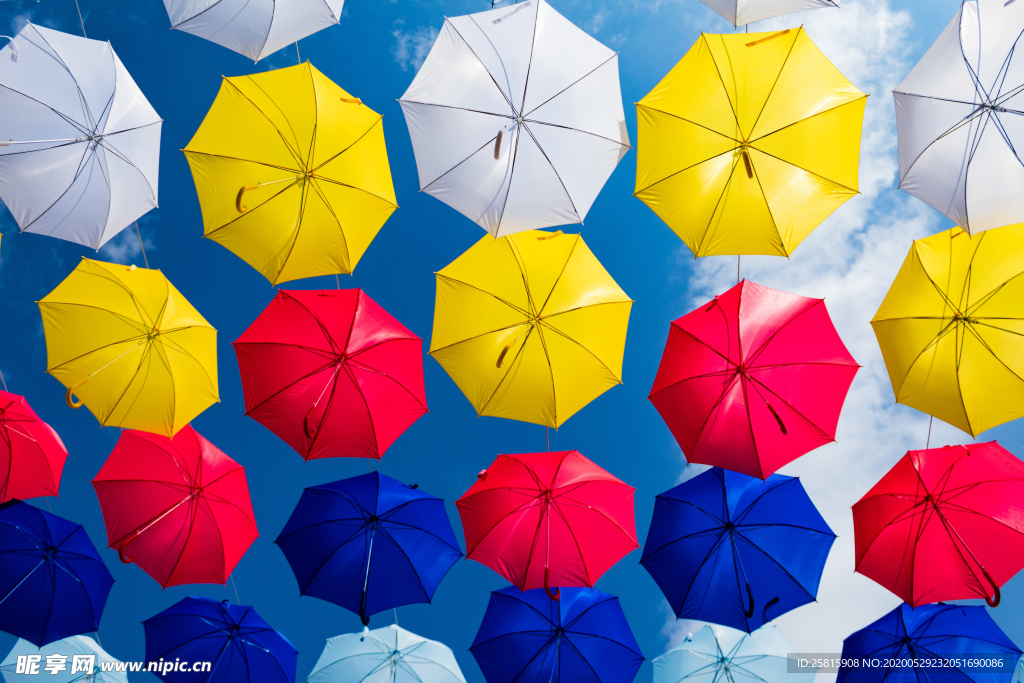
[698,0,839,27]
[0,24,161,250]
[307,625,466,683]
[1,636,128,683]
[162,0,345,62]
[895,0,1024,235]
[399,0,630,238]
[654,625,816,683]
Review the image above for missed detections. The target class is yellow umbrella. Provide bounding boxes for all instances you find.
[871,225,1024,436]
[430,230,632,428]
[38,258,218,436]
[184,62,397,285]
[635,28,866,257]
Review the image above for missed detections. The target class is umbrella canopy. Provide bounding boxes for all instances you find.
[143,597,296,683]
[641,467,835,633]
[0,500,113,647]
[399,0,630,238]
[38,258,218,437]
[2,636,127,683]
[276,472,461,624]
[471,586,644,683]
[698,0,839,27]
[184,62,396,285]
[307,624,466,683]
[456,450,638,596]
[430,230,631,427]
[0,24,161,250]
[871,225,1024,436]
[0,390,67,503]
[233,289,427,461]
[635,28,865,257]
[649,280,859,479]
[91,426,258,588]
[853,441,1024,607]
[654,624,816,683]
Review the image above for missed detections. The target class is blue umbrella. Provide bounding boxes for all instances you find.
[0,500,113,646]
[143,597,297,683]
[275,472,462,625]
[839,603,1021,683]
[471,587,644,683]
[640,467,835,632]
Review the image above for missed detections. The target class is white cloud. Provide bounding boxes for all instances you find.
[391,18,438,73]
[98,222,155,267]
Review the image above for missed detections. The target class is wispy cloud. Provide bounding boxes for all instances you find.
[391,18,438,72]
[98,221,155,267]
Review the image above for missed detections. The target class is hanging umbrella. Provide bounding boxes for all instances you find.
[641,467,835,633]
[0,24,161,250]
[38,258,218,437]
[0,390,67,503]
[399,0,630,237]
[2,636,127,683]
[275,472,461,625]
[654,624,816,683]
[471,586,644,683]
[0,500,113,647]
[91,426,258,588]
[871,225,1024,436]
[143,597,296,683]
[649,280,859,479]
[698,0,839,27]
[184,62,396,285]
[457,450,638,597]
[431,230,632,427]
[307,624,466,683]
[233,289,427,461]
[635,28,865,257]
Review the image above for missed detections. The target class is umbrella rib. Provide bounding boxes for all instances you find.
[18,143,98,233]
[492,124,522,238]
[750,95,867,149]
[273,178,315,286]
[897,103,989,189]
[745,33,803,139]
[702,36,745,137]
[520,122,582,222]
[523,118,632,149]
[181,150,299,175]
[168,0,230,28]
[279,290,345,355]
[0,83,91,138]
[418,132,505,194]
[463,492,546,558]
[537,320,621,381]
[535,234,580,316]
[379,517,462,555]
[311,174,398,208]
[733,533,818,600]
[304,176,353,267]
[695,154,742,256]
[241,361,335,417]
[310,116,392,182]
[346,358,429,413]
[340,362,380,457]
[191,177,305,240]
[523,52,620,119]
[234,76,306,166]
[744,374,835,443]
[375,526,432,599]
[445,20,518,114]
[476,325,535,416]
[556,495,638,546]
[428,318,530,356]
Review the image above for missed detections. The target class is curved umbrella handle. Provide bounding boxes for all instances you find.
[359,592,371,626]
[704,296,720,313]
[65,377,88,409]
[340,97,362,104]
[537,231,563,241]
[236,184,259,213]
[741,149,754,179]
[497,343,514,368]
[118,532,140,564]
[766,403,788,435]
[983,569,1001,607]
[762,596,780,622]
[0,36,17,63]
[744,582,755,619]
[304,405,318,439]
[544,568,560,601]
[494,130,503,160]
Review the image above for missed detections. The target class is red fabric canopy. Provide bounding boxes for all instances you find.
[0,390,67,503]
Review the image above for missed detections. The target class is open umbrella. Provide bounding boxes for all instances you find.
[276,472,461,625]
[234,289,427,461]
[654,624,816,683]
[649,280,859,479]
[0,24,161,250]
[91,426,258,588]
[431,230,632,427]
[38,258,218,437]
[471,586,644,683]
[2,636,127,683]
[0,500,113,647]
[635,28,865,257]
[399,0,630,237]
[641,467,835,633]
[0,390,67,503]
[698,0,839,26]
[307,624,466,683]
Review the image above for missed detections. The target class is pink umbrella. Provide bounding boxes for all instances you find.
[0,390,67,503]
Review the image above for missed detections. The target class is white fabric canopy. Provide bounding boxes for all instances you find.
[699,0,839,27]
[399,0,630,238]
[1,636,128,683]
[308,625,466,683]
[654,625,816,683]
[0,24,161,250]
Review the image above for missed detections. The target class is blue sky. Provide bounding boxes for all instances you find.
[0,0,1021,681]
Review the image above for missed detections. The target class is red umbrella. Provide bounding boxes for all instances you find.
[233,289,427,461]
[649,280,859,479]
[0,390,67,502]
[91,426,258,587]
[456,450,638,599]
[853,441,1024,607]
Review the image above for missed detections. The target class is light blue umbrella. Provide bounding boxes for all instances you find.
[654,624,816,683]
[307,624,465,683]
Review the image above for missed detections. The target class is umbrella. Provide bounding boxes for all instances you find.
[641,467,835,633]
[143,597,296,683]
[307,624,466,683]
[853,441,1024,607]
[654,624,816,683]
[399,0,630,238]
[275,472,461,625]
[2,636,127,683]
[635,28,865,257]
[471,586,644,683]
[456,450,638,597]
[871,225,1024,436]
[649,280,859,479]
[430,230,632,427]
[38,258,218,437]
[0,500,113,647]
[233,289,427,461]
[184,62,397,285]
[0,390,67,503]
[698,0,839,27]
[0,24,161,250]
[163,0,344,62]
[91,426,258,588]
[895,0,1024,235]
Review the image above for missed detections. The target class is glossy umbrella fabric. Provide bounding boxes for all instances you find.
[0,24,161,249]
[233,289,427,461]
[308,624,466,683]
[635,28,865,257]
[91,426,258,588]
[649,280,859,479]
[1,636,127,683]
[0,390,67,503]
[654,624,816,683]
[0,500,113,647]
[641,467,835,633]
[699,0,839,26]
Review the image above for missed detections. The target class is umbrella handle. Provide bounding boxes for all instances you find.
[741,149,754,179]
[236,185,259,213]
[744,582,755,619]
[537,231,563,240]
[497,343,513,368]
[704,296,720,313]
[65,377,88,409]
[0,36,16,63]
[340,97,362,104]
[762,596,779,622]
[983,569,1001,607]
[544,568,560,601]
[766,403,788,435]
[117,532,140,564]
[494,130,503,160]
[359,593,370,626]
[304,405,318,439]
